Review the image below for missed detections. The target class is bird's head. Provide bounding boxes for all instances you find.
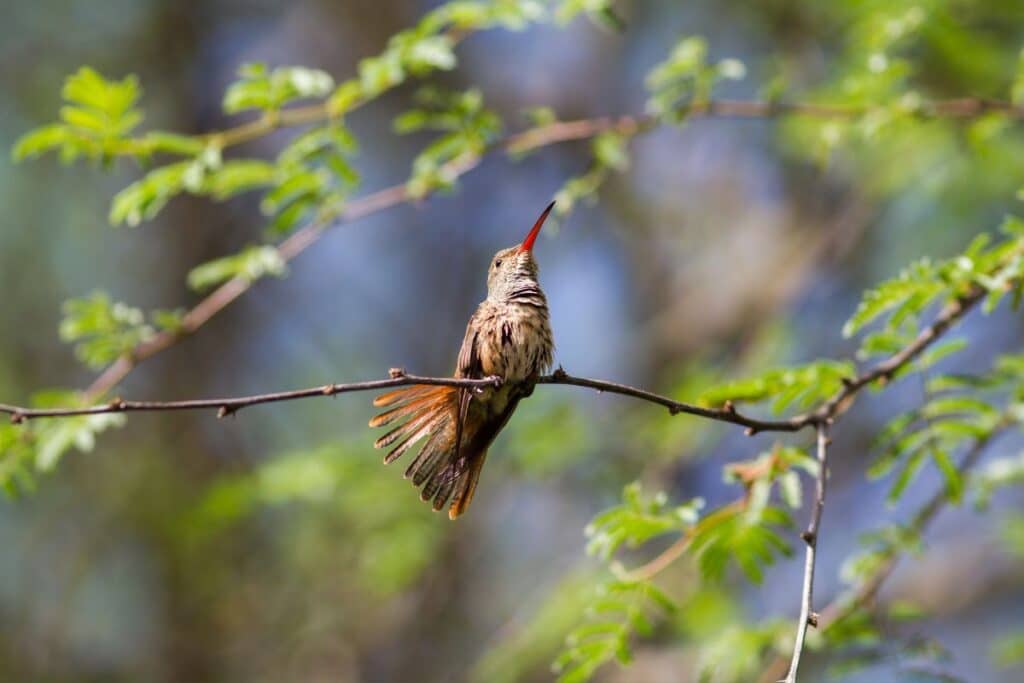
[486,201,555,301]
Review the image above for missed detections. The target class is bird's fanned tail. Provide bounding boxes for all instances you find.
[369,385,489,519]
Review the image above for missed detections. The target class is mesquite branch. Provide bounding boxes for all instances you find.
[3,372,502,423]
[4,283,983,428]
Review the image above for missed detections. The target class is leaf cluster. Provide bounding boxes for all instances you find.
[59,291,183,369]
[645,36,746,122]
[0,390,126,494]
[395,87,502,198]
[223,63,335,114]
[552,579,675,683]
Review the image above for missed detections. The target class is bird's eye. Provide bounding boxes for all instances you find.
[494,259,503,268]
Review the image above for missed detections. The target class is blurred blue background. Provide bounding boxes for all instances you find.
[1,1,1023,681]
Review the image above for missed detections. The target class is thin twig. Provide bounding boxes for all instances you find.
[782,422,830,683]
[757,426,1005,683]
[3,371,500,423]
[539,370,802,433]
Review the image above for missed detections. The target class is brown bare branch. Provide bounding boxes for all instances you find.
[2,372,501,423]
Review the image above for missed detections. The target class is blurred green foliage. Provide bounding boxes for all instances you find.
[5,1,1024,681]
[186,443,446,595]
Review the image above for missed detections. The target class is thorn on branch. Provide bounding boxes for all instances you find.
[388,367,406,379]
[217,405,236,419]
[321,385,334,396]
[840,376,856,389]
[808,612,820,628]
[108,397,126,411]
[668,405,681,416]
[745,427,759,437]
[723,400,736,414]
[801,530,816,546]
[552,366,568,380]
[10,412,24,425]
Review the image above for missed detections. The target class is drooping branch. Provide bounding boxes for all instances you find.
[782,422,830,683]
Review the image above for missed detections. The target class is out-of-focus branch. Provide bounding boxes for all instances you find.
[613,500,746,584]
[79,94,1006,403]
[207,96,1024,153]
[782,423,830,683]
[757,426,1007,683]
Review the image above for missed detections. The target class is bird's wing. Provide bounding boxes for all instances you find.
[453,309,485,467]
[456,309,485,378]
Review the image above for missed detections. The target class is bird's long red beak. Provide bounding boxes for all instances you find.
[520,200,556,253]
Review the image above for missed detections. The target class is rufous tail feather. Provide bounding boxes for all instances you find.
[369,385,485,518]
[448,452,487,519]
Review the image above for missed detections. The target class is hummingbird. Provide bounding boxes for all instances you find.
[369,202,557,519]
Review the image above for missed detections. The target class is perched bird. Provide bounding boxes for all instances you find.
[369,202,557,519]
